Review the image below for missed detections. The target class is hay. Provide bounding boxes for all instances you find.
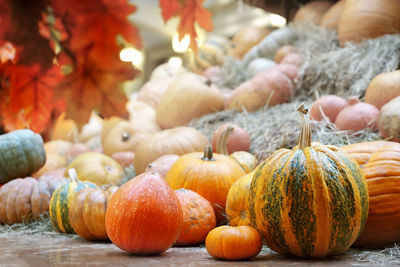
[189,101,381,161]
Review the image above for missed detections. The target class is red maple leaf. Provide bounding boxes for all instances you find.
[159,0,213,52]
[0,64,65,133]
[55,52,138,127]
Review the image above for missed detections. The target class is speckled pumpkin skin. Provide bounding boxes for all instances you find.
[248,142,369,258]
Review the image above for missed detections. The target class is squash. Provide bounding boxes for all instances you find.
[65,152,124,186]
[205,225,262,260]
[145,154,180,178]
[65,143,90,162]
[229,26,270,59]
[225,171,254,227]
[49,169,97,234]
[137,76,177,108]
[111,151,135,167]
[309,94,347,123]
[174,188,216,246]
[78,111,103,144]
[293,1,334,25]
[274,45,297,64]
[0,174,67,224]
[378,96,400,142]
[125,99,157,122]
[134,127,208,174]
[69,186,118,240]
[165,145,246,224]
[320,0,345,29]
[246,58,276,79]
[341,141,400,247]
[248,104,369,258]
[51,112,79,142]
[365,70,400,110]
[156,73,224,129]
[338,0,400,46]
[0,129,46,184]
[105,172,183,255]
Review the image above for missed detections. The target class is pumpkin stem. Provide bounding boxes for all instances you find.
[202,145,216,161]
[122,132,130,142]
[68,168,80,183]
[205,79,212,86]
[297,104,311,149]
[216,125,234,155]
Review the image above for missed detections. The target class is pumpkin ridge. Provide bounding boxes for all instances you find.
[50,189,63,233]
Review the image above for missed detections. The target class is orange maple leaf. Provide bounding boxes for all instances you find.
[1,64,65,133]
[55,53,138,127]
[160,0,213,52]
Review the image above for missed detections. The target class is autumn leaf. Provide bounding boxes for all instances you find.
[0,64,65,133]
[159,0,213,52]
[56,52,138,127]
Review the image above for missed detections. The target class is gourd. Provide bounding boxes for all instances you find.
[309,94,347,123]
[334,96,379,132]
[248,104,369,258]
[145,154,180,178]
[205,225,262,260]
[125,99,157,122]
[134,127,208,174]
[49,169,97,234]
[69,186,118,240]
[78,111,103,144]
[378,96,400,142]
[111,151,135,167]
[137,76,178,108]
[174,188,216,246]
[66,152,124,186]
[365,70,400,109]
[165,145,246,224]
[341,141,400,247]
[105,172,183,255]
[0,129,46,184]
[246,58,276,79]
[229,25,270,59]
[320,0,345,29]
[156,73,224,129]
[225,171,254,227]
[293,1,334,25]
[274,45,297,63]
[0,174,67,224]
[51,112,79,142]
[338,0,400,46]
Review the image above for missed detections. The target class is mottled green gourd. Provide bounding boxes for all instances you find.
[0,129,46,184]
[248,104,369,258]
[49,168,97,234]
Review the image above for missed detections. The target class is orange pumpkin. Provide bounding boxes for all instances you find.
[205,225,262,260]
[174,188,216,246]
[165,145,246,224]
[105,172,183,255]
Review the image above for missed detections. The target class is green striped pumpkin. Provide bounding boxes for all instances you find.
[49,169,97,234]
[248,104,369,258]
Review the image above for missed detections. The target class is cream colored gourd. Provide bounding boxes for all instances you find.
[365,70,400,109]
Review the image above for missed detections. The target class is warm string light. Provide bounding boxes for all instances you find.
[119,47,144,68]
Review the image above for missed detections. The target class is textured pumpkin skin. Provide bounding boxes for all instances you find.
[205,225,262,260]
[66,152,124,186]
[165,147,246,224]
[69,187,118,240]
[174,188,216,246]
[230,151,258,173]
[49,173,97,234]
[105,172,183,255]
[0,129,46,184]
[226,171,254,226]
[0,175,67,224]
[248,142,369,258]
[341,141,400,247]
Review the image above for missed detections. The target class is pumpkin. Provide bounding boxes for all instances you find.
[134,126,208,174]
[174,188,216,246]
[65,143,90,162]
[137,76,177,108]
[365,70,400,110]
[105,172,183,255]
[248,104,369,258]
[274,45,297,64]
[187,35,231,73]
[246,58,276,79]
[65,152,124,186]
[229,26,270,59]
[280,52,303,67]
[213,124,257,173]
[0,129,46,184]
[334,96,379,132]
[49,169,97,234]
[225,171,254,227]
[101,119,160,156]
[293,0,334,25]
[226,66,295,112]
[338,0,400,46]
[156,73,224,129]
[149,62,187,80]
[125,99,157,122]
[69,186,118,240]
[111,151,135,167]
[145,154,180,178]
[78,111,103,143]
[378,96,400,142]
[341,141,400,247]
[165,145,246,224]
[202,66,222,85]
[320,0,345,29]
[205,225,262,260]
[310,94,347,123]
[0,174,67,224]
[51,112,79,143]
